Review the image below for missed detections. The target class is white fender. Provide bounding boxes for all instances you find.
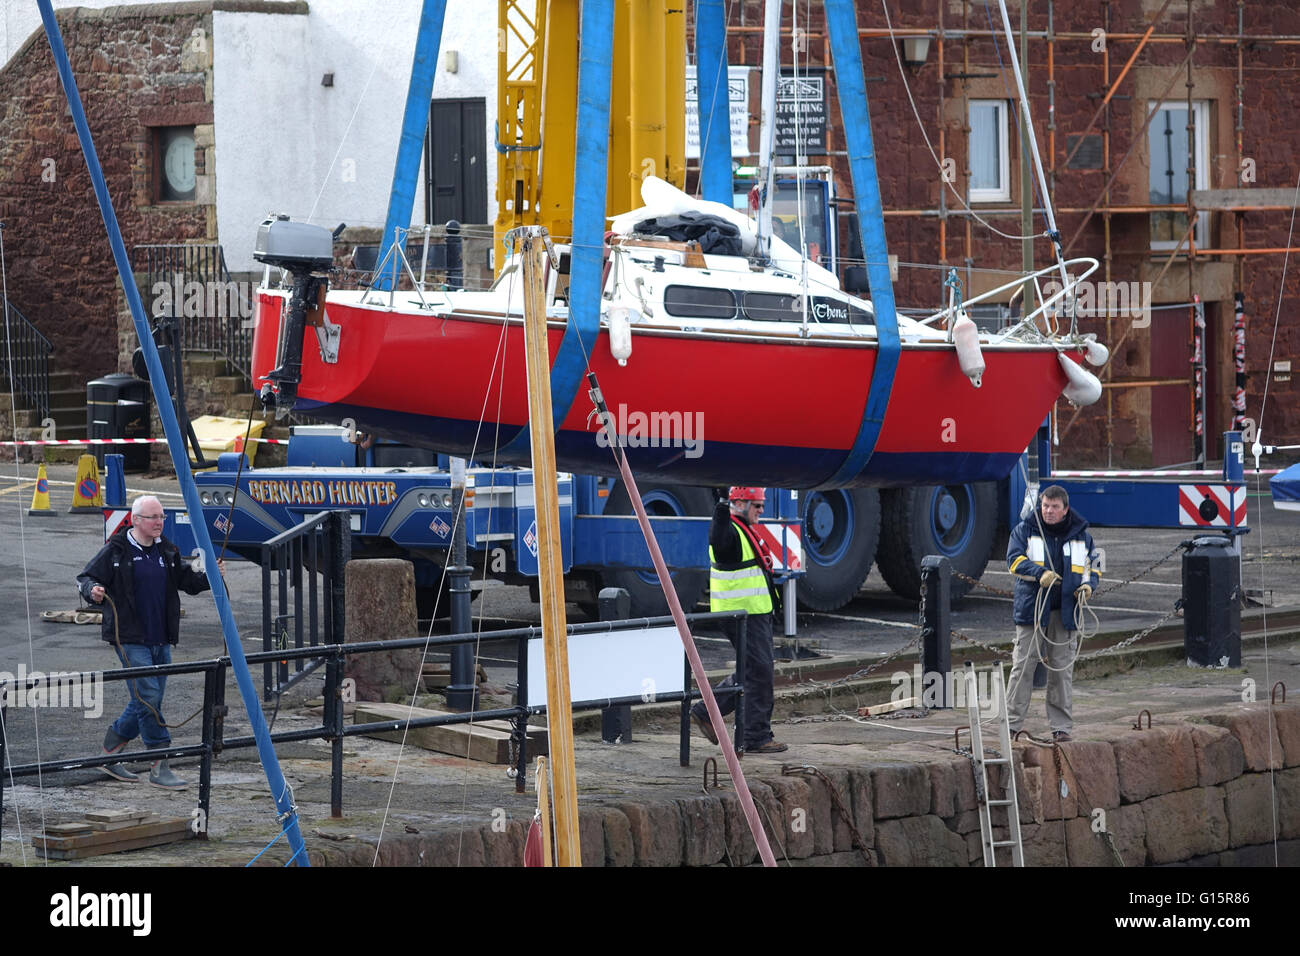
[1083,336,1109,366]
[952,311,985,388]
[1059,352,1102,406]
[607,307,634,366]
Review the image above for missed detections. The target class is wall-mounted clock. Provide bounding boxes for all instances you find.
[158,127,196,202]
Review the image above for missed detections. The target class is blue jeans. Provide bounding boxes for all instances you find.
[112,643,172,749]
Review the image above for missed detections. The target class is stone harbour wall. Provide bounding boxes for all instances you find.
[303,702,1300,867]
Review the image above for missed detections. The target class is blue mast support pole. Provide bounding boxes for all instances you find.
[822,0,901,487]
[37,1,309,866]
[695,0,733,205]
[372,0,448,292]
[499,0,614,455]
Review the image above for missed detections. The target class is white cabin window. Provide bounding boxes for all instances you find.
[969,100,1010,203]
[1149,100,1210,250]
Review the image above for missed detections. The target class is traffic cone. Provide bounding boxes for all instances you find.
[28,462,56,516]
[69,454,104,514]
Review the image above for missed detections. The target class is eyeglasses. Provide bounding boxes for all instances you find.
[136,514,165,521]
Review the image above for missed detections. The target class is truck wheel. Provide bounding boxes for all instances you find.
[876,483,997,602]
[600,481,712,618]
[797,488,880,611]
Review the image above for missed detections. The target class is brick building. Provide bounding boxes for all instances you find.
[706,0,1300,468]
[0,0,482,445]
[3,1,1297,470]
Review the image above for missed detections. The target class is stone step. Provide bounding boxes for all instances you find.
[210,375,250,398]
[48,371,79,392]
[183,355,230,379]
[49,387,87,407]
[48,406,87,428]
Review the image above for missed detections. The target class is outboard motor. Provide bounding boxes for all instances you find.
[252,215,338,417]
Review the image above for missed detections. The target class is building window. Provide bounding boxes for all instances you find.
[969,99,1010,203]
[154,126,196,203]
[1149,100,1209,250]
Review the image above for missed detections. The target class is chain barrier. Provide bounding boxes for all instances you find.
[505,721,522,779]
[952,541,1185,601]
[781,764,874,865]
[1077,603,1183,660]
[953,569,1016,599]
[1095,543,1185,598]
[792,553,1183,705]
[952,630,1014,660]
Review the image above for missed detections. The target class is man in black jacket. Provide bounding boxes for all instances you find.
[1005,485,1100,742]
[689,487,787,754]
[77,495,222,788]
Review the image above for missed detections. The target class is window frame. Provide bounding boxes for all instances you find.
[1147,99,1210,251]
[968,99,1011,204]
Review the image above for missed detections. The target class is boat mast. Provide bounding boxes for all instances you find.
[995,0,1069,289]
[755,0,782,256]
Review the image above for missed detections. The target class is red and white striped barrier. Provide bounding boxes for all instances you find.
[1178,484,1248,527]
[1053,469,1280,478]
[0,437,287,447]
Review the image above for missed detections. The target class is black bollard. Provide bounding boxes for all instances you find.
[599,587,634,743]
[1183,532,1244,667]
[920,555,952,708]
[445,458,478,710]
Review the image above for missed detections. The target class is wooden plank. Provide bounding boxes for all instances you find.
[43,823,93,836]
[857,697,917,717]
[355,701,546,751]
[421,663,488,682]
[85,809,150,824]
[35,818,189,852]
[90,814,160,832]
[38,826,193,861]
[355,702,512,764]
[1190,188,1300,211]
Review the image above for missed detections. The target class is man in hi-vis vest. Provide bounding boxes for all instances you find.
[1005,484,1100,742]
[690,487,787,754]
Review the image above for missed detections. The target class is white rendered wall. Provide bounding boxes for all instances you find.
[4,1,498,273]
[215,1,499,271]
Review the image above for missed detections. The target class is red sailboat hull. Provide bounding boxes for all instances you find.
[254,291,1073,488]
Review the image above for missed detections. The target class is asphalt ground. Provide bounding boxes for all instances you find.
[1,461,1298,879]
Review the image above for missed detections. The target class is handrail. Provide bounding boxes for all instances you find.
[134,243,254,386]
[0,608,744,838]
[1,296,53,421]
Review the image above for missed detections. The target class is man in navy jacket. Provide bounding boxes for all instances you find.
[1005,485,1100,742]
[77,495,222,788]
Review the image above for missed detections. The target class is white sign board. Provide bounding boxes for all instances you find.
[525,625,685,708]
[686,66,752,159]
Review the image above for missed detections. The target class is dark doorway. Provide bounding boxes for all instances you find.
[426,98,487,224]
[1149,305,1194,466]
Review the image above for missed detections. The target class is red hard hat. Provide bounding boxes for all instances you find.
[729,486,766,503]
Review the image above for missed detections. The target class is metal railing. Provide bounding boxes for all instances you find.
[261,511,350,701]
[0,611,745,847]
[134,244,254,386]
[0,296,52,421]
